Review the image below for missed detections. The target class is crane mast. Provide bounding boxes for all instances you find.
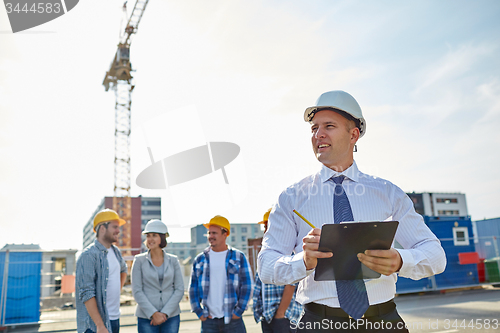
[102,0,150,255]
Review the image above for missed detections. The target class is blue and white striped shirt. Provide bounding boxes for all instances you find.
[189,246,254,324]
[258,161,446,308]
[76,239,127,333]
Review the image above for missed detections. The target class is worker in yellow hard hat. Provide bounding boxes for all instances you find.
[257,208,272,233]
[253,208,303,332]
[92,208,126,233]
[189,215,253,332]
[76,208,128,333]
[203,215,231,250]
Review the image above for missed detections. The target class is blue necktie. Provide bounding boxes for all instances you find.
[332,175,370,320]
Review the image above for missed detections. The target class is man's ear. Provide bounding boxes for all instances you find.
[350,127,360,142]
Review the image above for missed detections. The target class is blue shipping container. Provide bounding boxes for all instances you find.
[425,216,479,288]
[395,216,479,294]
[473,217,500,260]
[0,251,42,325]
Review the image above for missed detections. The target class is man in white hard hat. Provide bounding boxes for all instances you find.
[189,215,253,333]
[76,209,128,333]
[258,91,446,332]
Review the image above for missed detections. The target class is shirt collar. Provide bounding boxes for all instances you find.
[94,239,108,252]
[204,244,233,256]
[319,160,360,183]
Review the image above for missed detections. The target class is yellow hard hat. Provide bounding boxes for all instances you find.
[203,215,231,235]
[258,208,272,224]
[93,209,126,232]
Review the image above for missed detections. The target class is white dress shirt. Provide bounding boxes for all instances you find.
[257,161,446,308]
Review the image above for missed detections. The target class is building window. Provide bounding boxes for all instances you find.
[143,200,160,206]
[241,227,247,233]
[436,198,458,204]
[407,193,425,216]
[231,228,235,234]
[453,227,469,246]
[142,210,161,215]
[179,251,184,255]
[231,236,235,242]
[241,236,247,241]
[54,258,66,273]
[254,227,258,233]
[438,210,459,216]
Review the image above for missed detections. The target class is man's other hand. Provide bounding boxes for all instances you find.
[302,228,333,270]
[357,248,402,276]
[96,324,109,333]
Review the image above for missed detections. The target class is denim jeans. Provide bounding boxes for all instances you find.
[137,315,180,333]
[201,316,247,333]
[110,319,120,333]
[85,319,120,333]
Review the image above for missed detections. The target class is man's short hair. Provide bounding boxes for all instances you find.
[95,222,110,237]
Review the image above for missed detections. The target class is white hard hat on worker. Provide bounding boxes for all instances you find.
[305,90,365,171]
[142,219,169,249]
[304,90,366,136]
[142,219,169,237]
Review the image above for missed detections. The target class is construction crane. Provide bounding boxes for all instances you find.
[102,0,150,255]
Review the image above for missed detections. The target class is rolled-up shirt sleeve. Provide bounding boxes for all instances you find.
[76,252,97,304]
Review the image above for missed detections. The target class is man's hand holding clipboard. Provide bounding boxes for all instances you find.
[294,210,334,271]
[294,210,401,280]
[358,244,403,277]
[302,227,334,271]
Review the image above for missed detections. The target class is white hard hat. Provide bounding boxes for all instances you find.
[142,219,169,237]
[304,90,366,137]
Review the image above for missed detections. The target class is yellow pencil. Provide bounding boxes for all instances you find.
[293,209,316,228]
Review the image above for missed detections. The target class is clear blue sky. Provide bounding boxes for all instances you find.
[1,0,499,250]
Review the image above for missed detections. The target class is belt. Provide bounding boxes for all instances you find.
[305,300,396,319]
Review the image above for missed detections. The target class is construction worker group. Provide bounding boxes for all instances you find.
[76,208,297,333]
[76,90,445,333]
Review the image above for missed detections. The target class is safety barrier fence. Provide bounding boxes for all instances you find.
[1,235,499,327]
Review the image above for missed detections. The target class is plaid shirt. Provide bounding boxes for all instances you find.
[189,246,253,324]
[253,273,303,324]
[76,240,127,333]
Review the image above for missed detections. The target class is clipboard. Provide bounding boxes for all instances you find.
[314,221,399,281]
